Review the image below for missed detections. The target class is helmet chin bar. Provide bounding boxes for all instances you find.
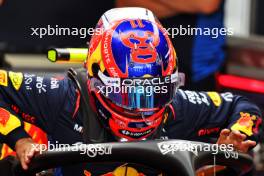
[113,105,170,141]
[94,91,166,141]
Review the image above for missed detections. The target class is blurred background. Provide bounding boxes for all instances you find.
[0,0,264,175]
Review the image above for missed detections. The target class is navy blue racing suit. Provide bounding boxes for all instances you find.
[0,70,262,175]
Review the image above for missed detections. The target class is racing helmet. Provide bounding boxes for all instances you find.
[86,7,181,141]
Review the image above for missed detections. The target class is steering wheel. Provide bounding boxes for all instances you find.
[12,140,253,176]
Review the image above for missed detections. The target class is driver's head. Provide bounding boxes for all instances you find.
[86,7,180,141]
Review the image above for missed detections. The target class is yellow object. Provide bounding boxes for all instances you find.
[0,112,21,136]
[163,112,168,124]
[69,48,88,62]
[231,112,256,136]
[113,165,141,176]
[9,71,23,90]
[0,70,8,87]
[47,48,88,63]
[207,92,222,107]
[48,50,57,62]
[173,48,177,69]
[196,165,226,176]
[87,41,105,76]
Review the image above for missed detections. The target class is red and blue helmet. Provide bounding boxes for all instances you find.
[86,7,181,141]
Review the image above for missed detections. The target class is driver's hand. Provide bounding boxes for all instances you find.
[15,138,40,170]
[216,129,256,153]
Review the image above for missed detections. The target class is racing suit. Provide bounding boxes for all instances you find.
[0,69,262,176]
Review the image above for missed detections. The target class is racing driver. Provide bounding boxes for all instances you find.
[0,7,262,176]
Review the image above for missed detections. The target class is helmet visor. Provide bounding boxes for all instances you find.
[90,71,182,111]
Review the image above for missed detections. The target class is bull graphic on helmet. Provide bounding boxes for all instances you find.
[120,27,160,64]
